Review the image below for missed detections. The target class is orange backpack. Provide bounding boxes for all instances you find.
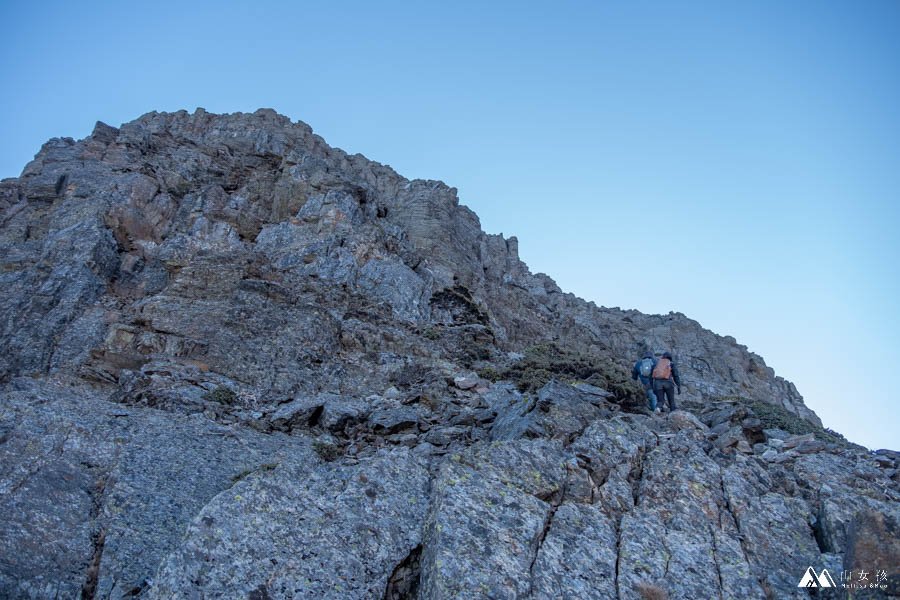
[652,358,672,379]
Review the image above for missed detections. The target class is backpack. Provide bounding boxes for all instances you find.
[652,357,672,379]
[639,358,654,378]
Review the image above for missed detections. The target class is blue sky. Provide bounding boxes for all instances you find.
[2,0,898,449]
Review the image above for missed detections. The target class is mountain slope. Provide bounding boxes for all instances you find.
[0,109,896,599]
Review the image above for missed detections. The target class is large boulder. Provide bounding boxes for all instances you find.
[0,380,315,598]
[150,448,430,599]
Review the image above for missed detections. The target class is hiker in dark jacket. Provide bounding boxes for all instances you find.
[631,352,658,412]
[651,351,682,412]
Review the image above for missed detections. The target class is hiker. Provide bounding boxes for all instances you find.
[651,351,682,412]
[632,352,659,413]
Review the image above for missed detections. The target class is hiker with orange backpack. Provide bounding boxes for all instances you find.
[651,351,682,412]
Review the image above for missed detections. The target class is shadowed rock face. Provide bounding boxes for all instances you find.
[0,109,896,599]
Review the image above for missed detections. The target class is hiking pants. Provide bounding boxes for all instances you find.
[644,383,657,411]
[653,379,676,412]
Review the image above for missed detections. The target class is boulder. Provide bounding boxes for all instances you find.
[452,375,480,390]
[843,510,900,598]
[783,433,816,450]
[419,440,568,599]
[0,381,314,598]
[715,426,746,450]
[150,449,430,599]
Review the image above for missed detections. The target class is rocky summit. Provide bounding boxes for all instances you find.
[0,108,896,599]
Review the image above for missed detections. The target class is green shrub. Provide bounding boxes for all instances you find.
[636,582,668,600]
[203,386,238,405]
[313,440,343,462]
[429,286,490,326]
[422,327,442,341]
[476,366,501,382]
[500,343,644,407]
[718,396,853,448]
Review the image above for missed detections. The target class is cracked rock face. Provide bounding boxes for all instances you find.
[0,109,897,599]
[149,448,430,599]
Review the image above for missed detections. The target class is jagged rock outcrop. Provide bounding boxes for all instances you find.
[0,109,896,599]
[0,108,813,420]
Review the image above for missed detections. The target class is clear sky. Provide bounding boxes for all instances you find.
[2,0,897,449]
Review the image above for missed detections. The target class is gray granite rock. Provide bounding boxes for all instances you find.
[419,439,568,599]
[0,380,314,599]
[0,109,896,600]
[530,502,618,599]
[150,448,429,599]
[843,509,900,598]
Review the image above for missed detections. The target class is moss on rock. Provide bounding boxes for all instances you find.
[718,396,854,448]
[203,386,238,406]
[499,343,644,407]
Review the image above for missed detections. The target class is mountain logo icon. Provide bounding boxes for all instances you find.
[798,567,836,588]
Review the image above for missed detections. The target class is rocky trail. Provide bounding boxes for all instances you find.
[0,109,896,598]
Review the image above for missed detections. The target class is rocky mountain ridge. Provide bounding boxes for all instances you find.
[0,109,896,599]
